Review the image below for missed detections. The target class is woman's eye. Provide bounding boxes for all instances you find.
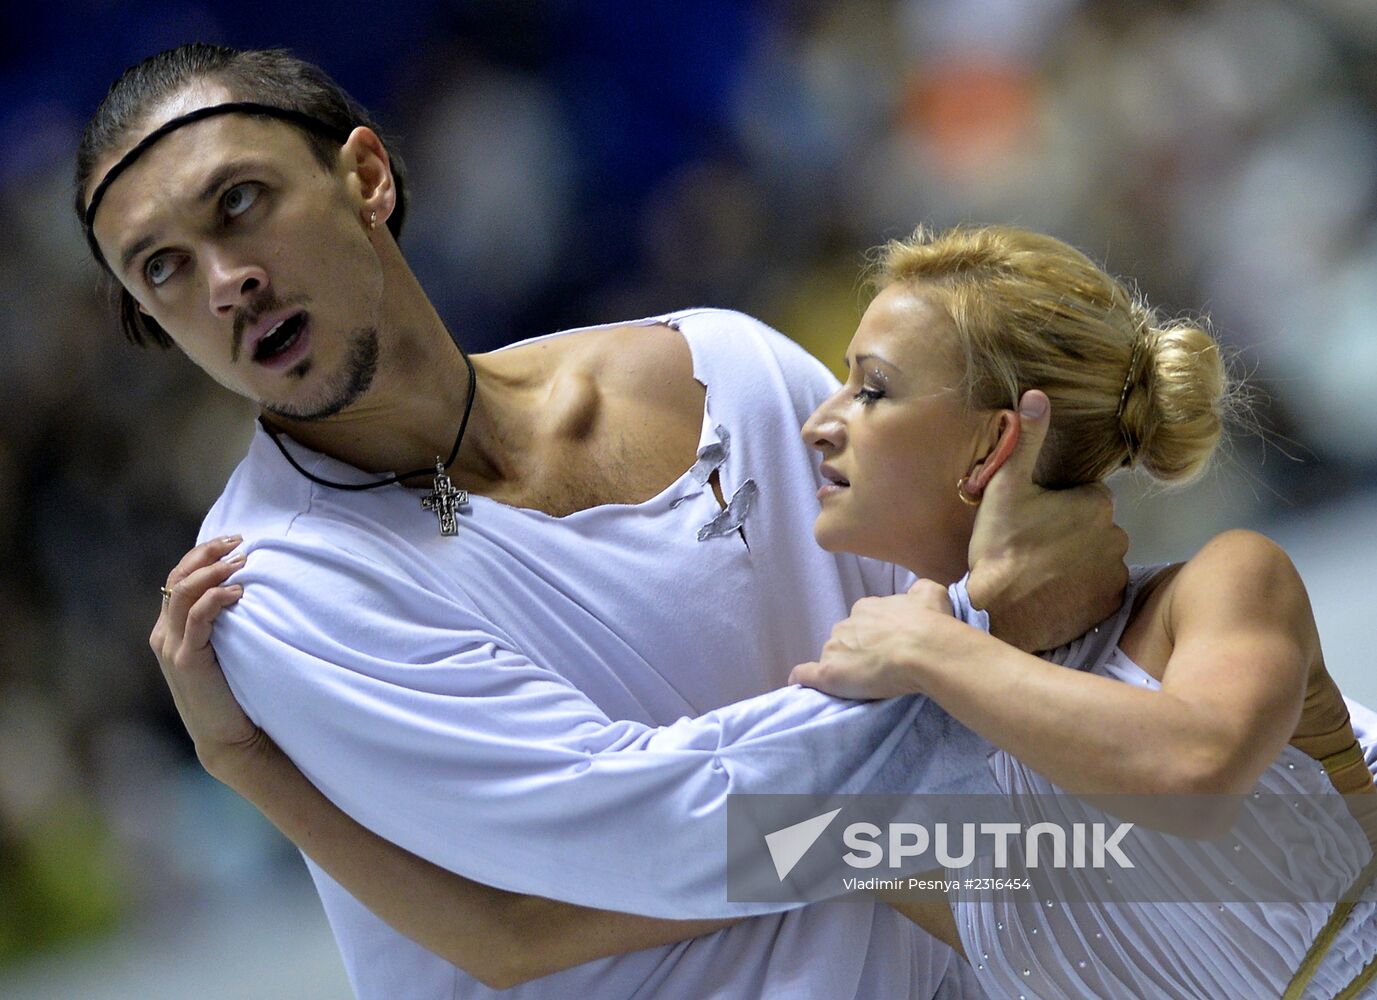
[853,387,885,405]
[223,183,259,217]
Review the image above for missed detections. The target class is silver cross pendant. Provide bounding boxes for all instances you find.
[420,460,468,536]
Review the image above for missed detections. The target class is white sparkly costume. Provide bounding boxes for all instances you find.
[956,568,1377,1000]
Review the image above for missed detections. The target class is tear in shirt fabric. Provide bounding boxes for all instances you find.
[689,426,731,485]
[697,479,758,542]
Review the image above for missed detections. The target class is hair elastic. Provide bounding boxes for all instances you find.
[1115,337,1145,421]
[1116,336,1147,464]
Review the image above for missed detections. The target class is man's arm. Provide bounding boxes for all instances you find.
[189,529,998,923]
[153,540,950,985]
[156,540,731,987]
[239,739,736,988]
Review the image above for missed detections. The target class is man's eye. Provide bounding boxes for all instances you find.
[223,183,260,217]
[145,253,178,286]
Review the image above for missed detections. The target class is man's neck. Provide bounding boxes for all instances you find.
[257,254,523,492]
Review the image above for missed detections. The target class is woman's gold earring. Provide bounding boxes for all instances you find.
[956,475,981,507]
[368,210,377,230]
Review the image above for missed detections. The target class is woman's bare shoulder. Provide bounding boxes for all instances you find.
[1164,530,1316,647]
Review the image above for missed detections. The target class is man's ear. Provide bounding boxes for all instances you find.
[341,126,396,229]
[962,410,1020,498]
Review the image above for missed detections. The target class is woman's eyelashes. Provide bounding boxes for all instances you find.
[854,386,885,405]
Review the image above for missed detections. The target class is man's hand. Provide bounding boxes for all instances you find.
[967,391,1128,651]
[150,535,270,783]
[789,580,958,699]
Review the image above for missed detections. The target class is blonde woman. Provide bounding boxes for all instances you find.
[789,224,1377,999]
[158,226,1375,998]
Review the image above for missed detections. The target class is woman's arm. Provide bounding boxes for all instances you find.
[154,538,735,989]
[794,530,1315,801]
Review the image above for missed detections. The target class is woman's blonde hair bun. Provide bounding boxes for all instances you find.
[875,224,1237,487]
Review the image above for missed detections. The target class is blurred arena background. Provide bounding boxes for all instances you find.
[2,1,1375,995]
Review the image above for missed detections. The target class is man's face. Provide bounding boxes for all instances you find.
[88,87,384,420]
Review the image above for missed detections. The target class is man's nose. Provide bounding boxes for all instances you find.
[206,251,269,316]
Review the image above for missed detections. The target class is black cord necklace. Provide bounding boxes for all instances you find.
[260,347,477,536]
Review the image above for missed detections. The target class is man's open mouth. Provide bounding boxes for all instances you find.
[253,313,308,362]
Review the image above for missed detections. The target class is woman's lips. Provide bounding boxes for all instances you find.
[817,463,850,499]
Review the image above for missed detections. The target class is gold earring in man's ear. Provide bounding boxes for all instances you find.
[956,475,981,506]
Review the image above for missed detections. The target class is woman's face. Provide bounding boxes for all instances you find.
[800,283,996,581]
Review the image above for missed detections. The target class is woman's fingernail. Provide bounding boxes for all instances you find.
[222,534,242,544]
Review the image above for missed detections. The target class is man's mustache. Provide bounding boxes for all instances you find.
[231,293,304,362]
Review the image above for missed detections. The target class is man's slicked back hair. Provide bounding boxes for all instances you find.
[75,43,409,348]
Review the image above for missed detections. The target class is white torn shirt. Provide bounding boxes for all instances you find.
[201,309,999,999]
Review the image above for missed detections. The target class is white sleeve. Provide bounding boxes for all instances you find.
[213,531,999,919]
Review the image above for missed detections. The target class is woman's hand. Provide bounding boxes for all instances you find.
[150,534,268,783]
[789,579,959,700]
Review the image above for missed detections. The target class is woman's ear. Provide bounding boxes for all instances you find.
[962,410,1020,498]
[341,126,396,229]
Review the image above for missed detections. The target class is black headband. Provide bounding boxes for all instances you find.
[83,101,355,270]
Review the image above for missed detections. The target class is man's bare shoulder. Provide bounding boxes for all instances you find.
[566,322,695,395]
[535,324,700,429]
[487,321,691,390]
[491,322,703,510]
